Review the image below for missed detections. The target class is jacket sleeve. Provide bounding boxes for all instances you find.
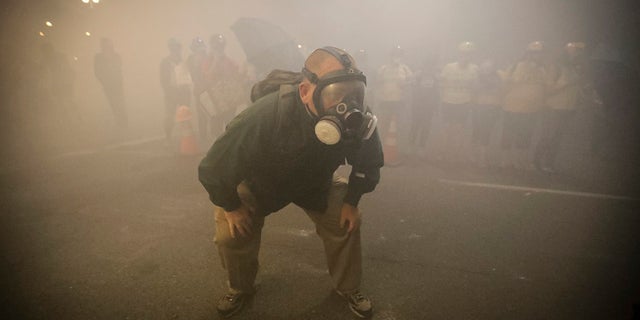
[344,129,384,206]
[198,105,271,212]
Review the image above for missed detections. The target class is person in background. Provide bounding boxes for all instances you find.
[199,47,383,319]
[159,38,192,142]
[376,46,413,164]
[500,41,550,170]
[438,41,478,163]
[94,38,127,128]
[354,49,372,81]
[408,55,438,161]
[534,42,587,172]
[186,37,211,141]
[588,41,638,159]
[470,58,503,167]
[354,48,375,110]
[205,33,243,138]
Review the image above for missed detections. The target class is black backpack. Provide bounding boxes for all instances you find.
[250,69,303,103]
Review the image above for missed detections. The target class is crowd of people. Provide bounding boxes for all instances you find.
[159,34,251,145]
[371,40,603,173]
[154,36,610,175]
[34,34,636,176]
[34,32,252,149]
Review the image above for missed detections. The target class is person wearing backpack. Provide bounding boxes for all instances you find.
[199,47,383,319]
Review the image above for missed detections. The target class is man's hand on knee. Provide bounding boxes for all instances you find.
[340,203,361,233]
[225,205,253,238]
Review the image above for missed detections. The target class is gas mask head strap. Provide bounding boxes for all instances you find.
[302,47,366,118]
[302,46,359,85]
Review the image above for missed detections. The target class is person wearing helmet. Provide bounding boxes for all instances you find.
[438,41,479,163]
[186,37,212,141]
[188,37,208,87]
[376,45,413,165]
[207,33,234,85]
[499,41,551,170]
[199,47,382,319]
[204,33,245,139]
[159,38,192,142]
[565,42,586,59]
[209,33,226,55]
[533,42,587,172]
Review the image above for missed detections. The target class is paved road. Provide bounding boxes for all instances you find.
[1,139,639,320]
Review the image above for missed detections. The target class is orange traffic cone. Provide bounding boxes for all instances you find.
[384,115,400,166]
[175,105,199,156]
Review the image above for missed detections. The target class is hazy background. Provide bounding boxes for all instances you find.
[0,0,638,164]
[1,2,639,319]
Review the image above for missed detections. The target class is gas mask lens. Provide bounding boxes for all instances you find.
[313,80,377,145]
[319,81,365,111]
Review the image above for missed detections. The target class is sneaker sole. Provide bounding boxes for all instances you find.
[336,291,372,319]
[348,304,372,319]
[217,298,246,319]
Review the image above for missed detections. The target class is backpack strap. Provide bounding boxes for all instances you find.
[278,83,297,102]
[273,84,298,133]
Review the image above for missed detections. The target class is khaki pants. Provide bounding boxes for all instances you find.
[213,176,362,294]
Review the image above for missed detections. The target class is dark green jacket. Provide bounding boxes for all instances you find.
[198,86,384,215]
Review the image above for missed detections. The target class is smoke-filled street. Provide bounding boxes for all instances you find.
[1,136,638,319]
[2,0,640,319]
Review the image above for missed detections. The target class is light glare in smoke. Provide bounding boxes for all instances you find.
[92,0,100,3]
[45,21,53,27]
[39,31,45,37]
[82,0,90,3]
[85,31,91,36]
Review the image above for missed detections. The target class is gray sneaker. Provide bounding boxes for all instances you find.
[337,289,372,318]
[217,290,249,318]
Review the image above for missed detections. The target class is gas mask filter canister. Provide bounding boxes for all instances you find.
[314,98,377,145]
[315,118,342,145]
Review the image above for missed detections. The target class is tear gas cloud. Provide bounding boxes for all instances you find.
[0,0,637,161]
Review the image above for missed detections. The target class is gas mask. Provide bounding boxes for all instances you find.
[302,47,378,145]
